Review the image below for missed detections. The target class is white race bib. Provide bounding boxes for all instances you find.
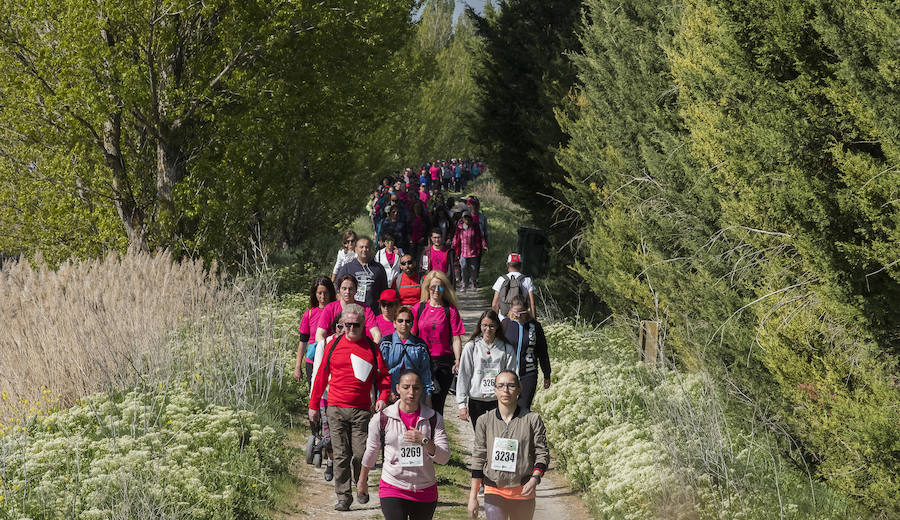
[399,440,424,467]
[350,353,373,382]
[480,369,499,393]
[355,284,368,303]
[490,437,518,472]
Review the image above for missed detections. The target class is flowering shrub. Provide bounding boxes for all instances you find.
[0,387,285,519]
[536,323,675,519]
[535,321,867,520]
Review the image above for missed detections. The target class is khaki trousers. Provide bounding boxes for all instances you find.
[326,406,372,499]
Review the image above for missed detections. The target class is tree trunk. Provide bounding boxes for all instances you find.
[103,113,149,251]
[155,135,185,239]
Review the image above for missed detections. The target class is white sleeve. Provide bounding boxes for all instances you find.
[491,276,505,292]
[332,250,343,275]
[523,277,535,293]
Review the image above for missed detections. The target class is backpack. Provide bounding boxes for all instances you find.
[498,274,523,316]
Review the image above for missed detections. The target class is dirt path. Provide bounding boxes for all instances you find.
[275,288,591,520]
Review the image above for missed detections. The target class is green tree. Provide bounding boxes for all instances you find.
[559,0,900,513]
[0,0,418,262]
[468,0,582,223]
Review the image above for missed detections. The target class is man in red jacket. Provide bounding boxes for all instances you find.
[309,303,391,511]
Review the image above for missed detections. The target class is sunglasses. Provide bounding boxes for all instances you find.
[429,285,444,291]
[344,322,362,329]
[400,261,414,265]
[395,318,413,324]
[379,301,395,306]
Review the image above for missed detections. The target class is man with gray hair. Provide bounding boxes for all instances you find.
[309,303,390,511]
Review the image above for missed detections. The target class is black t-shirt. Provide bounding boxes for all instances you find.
[334,259,388,310]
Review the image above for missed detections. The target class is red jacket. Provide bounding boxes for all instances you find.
[309,335,391,410]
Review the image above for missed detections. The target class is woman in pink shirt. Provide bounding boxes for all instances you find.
[358,370,449,519]
[375,289,399,338]
[411,270,465,416]
[293,276,336,385]
[315,274,381,345]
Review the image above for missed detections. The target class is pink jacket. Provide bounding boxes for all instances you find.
[361,403,450,491]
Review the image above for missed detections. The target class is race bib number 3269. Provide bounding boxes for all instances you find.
[399,441,424,467]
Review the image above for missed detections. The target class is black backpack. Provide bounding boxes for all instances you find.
[498,274,523,316]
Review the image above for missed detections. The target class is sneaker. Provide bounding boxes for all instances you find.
[334,496,352,511]
[324,461,334,482]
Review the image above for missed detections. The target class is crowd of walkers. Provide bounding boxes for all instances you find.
[293,162,553,520]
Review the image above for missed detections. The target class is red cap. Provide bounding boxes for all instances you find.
[379,289,399,303]
[507,253,522,264]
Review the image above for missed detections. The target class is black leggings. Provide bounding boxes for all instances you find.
[468,398,498,431]
[517,372,538,411]
[380,497,437,520]
[431,354,455,417]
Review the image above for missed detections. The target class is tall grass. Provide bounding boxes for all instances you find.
[0,249,298,417]
[0,250,224,408]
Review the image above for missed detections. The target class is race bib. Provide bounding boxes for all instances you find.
[355,283,368,303]
[399,440,424,467]
[480,369,499,393]
[491,437,518,472]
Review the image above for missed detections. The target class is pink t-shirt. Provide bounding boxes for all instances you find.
[386,251,396,265]
[376,314,395,339]
[379,480,438,502]
[399,408,420,429]
[419,191,430,204]
[425,247,449,274]
[411,302,465,357]
[298,307,325,337]
[317,300,377,337]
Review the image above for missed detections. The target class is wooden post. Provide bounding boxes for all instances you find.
[640,320,660,366]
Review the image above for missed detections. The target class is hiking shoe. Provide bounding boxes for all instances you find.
[357,491,370,504]
[334,496,352,511]
[324,461,334,482]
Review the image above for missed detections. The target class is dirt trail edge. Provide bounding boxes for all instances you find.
[275,289,591,520]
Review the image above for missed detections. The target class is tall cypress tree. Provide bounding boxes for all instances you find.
[468,0,582,224]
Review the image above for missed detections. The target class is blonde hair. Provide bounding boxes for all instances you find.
[419,270,459,309]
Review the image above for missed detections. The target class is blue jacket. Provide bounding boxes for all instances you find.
[379,332,435,395]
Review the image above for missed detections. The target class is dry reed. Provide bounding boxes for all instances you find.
[0,250,225,409]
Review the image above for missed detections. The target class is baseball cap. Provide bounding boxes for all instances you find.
[507,253,522,264]
[379,289,399,303]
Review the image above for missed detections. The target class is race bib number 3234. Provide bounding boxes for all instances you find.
[490,437,518,472]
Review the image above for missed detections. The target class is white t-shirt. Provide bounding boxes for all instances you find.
[492,272,534,320]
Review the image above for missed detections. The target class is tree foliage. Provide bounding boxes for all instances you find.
[0,0,418,264]
[559,0,900,513]
[467,0,582,223]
